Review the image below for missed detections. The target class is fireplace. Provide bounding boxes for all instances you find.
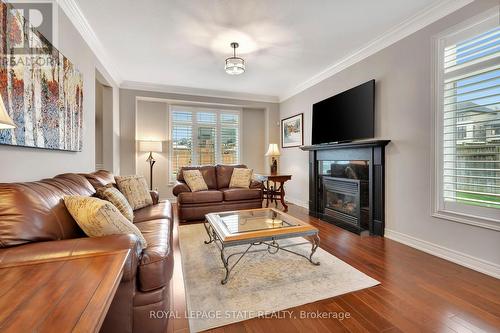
[321,162,369,231]
[301,140,390,235]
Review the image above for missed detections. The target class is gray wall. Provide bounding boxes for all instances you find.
[0,5,119,182]
[120,89,279,199]
[280,0,500,267]
[95,80,104,169]
[136,100,169,197]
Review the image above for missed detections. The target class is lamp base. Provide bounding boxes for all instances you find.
[270,158,278,175]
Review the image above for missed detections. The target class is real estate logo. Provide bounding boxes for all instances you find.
[5,0,58,56]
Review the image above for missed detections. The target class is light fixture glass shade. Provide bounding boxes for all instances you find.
[265,143,280,156]
[225,57,245,75]
[0,94,16,129]
[139,140,162,152]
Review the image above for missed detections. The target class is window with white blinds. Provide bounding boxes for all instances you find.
[434,9,500,228]
[169,107,241,181]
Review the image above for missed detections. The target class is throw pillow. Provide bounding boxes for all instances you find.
[96,185,134,222]
[183,170,208,192]
[64,196,147,250]
[229,168,253,188]
[115,175,153,210]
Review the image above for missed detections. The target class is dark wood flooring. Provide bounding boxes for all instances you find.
[167,203,500,333]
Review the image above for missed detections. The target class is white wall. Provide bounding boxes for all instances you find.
[0,5,119,182]
[280,0,500,275]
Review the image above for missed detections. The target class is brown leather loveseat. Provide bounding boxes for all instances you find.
[173,164,263,221]
[0,170,173,333]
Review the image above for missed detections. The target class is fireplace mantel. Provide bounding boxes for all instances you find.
[301,139,390,151]
[300,139,390,236]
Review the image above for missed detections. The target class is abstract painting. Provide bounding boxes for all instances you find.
[281,113,303,148]
[0,1,83,151]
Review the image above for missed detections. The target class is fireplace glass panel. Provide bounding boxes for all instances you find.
[325,191,358,216]
[318,160,369,180]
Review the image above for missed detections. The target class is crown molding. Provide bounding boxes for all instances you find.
[57,0,122,86]
[279,0,474,102]
[121,80,279,103]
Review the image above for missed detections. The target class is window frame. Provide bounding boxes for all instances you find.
[168,105,242,183]
[431,7,500,231]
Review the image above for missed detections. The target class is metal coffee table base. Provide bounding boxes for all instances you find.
[203,222,321,285]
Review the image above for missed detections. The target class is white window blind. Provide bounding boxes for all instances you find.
[169,107,241,181]
[171,111,193,181]
[221,113,239,164]
[434,10,500,228]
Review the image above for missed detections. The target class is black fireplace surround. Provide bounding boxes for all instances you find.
[301,140,390,235]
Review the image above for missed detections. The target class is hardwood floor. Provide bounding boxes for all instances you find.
[168,203,500,333]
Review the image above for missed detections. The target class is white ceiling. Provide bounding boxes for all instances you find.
[73,0,451,100]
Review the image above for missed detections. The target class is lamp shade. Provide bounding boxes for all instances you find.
[139,140,162,152]
[0,94,16,129]
[265,143,280,156]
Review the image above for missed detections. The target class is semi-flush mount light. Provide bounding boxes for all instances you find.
[225,42,245,75]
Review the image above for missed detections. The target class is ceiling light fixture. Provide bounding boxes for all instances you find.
[225,42,245,75]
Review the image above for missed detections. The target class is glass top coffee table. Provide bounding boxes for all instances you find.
[204,208,320,284]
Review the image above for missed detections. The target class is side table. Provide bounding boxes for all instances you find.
[259,174,292,212]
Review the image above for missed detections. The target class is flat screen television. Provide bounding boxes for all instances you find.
[312,80,375,145]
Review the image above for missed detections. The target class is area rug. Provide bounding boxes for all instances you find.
[179,224,380,332]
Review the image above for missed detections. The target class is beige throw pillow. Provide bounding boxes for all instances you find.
[96,186,134,221]
[229,168,253,188]
[115,175,153,210]
[64,196,147,250]
[183,170,208,192]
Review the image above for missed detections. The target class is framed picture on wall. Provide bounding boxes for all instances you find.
[281,113,304,148]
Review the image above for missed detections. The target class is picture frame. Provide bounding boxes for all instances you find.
[281,113,304,148]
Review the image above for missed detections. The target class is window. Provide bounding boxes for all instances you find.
[433,8,500,229]
[169,106,241,181]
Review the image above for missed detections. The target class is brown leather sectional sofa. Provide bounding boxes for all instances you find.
[0,170,173,333]
[173,164,263,221]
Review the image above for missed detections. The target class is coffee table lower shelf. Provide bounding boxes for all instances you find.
[203,221,320,285]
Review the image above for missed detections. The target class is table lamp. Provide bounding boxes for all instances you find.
[0,95,16,129]
[139,140,163,190]
[265,143,280,175]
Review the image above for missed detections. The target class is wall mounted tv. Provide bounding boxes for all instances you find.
[312,79,375,145]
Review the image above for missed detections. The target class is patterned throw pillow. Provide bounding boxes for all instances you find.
[64,196,147,250]
[183,170,208,192]
[229,168,253,188]
[96,186,134,221]
[115,175,153,210]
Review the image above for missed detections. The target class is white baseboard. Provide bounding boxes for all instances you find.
[385,229,500,279]
[286,196,309,210]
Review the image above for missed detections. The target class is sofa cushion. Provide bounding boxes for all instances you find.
[135,219,172,291]
[115,175,153,210]
[96,186,134,221]
[216,164,246,189]
[0,173,95,248]
[183,170,208,192]
[221,188,262,201]
[63,196,147,250]
[134,201,172,224]
[229,168,253,188]
[81,170,116,189]
[177,166,217,189]
[177,190,223,204]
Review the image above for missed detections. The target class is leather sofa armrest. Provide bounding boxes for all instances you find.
[250,179,263,189]
[0,234,141,282]
[150,190,159,205]
[172,181,191,196]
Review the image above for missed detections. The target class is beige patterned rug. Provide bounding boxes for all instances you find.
[179,224,379,332]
